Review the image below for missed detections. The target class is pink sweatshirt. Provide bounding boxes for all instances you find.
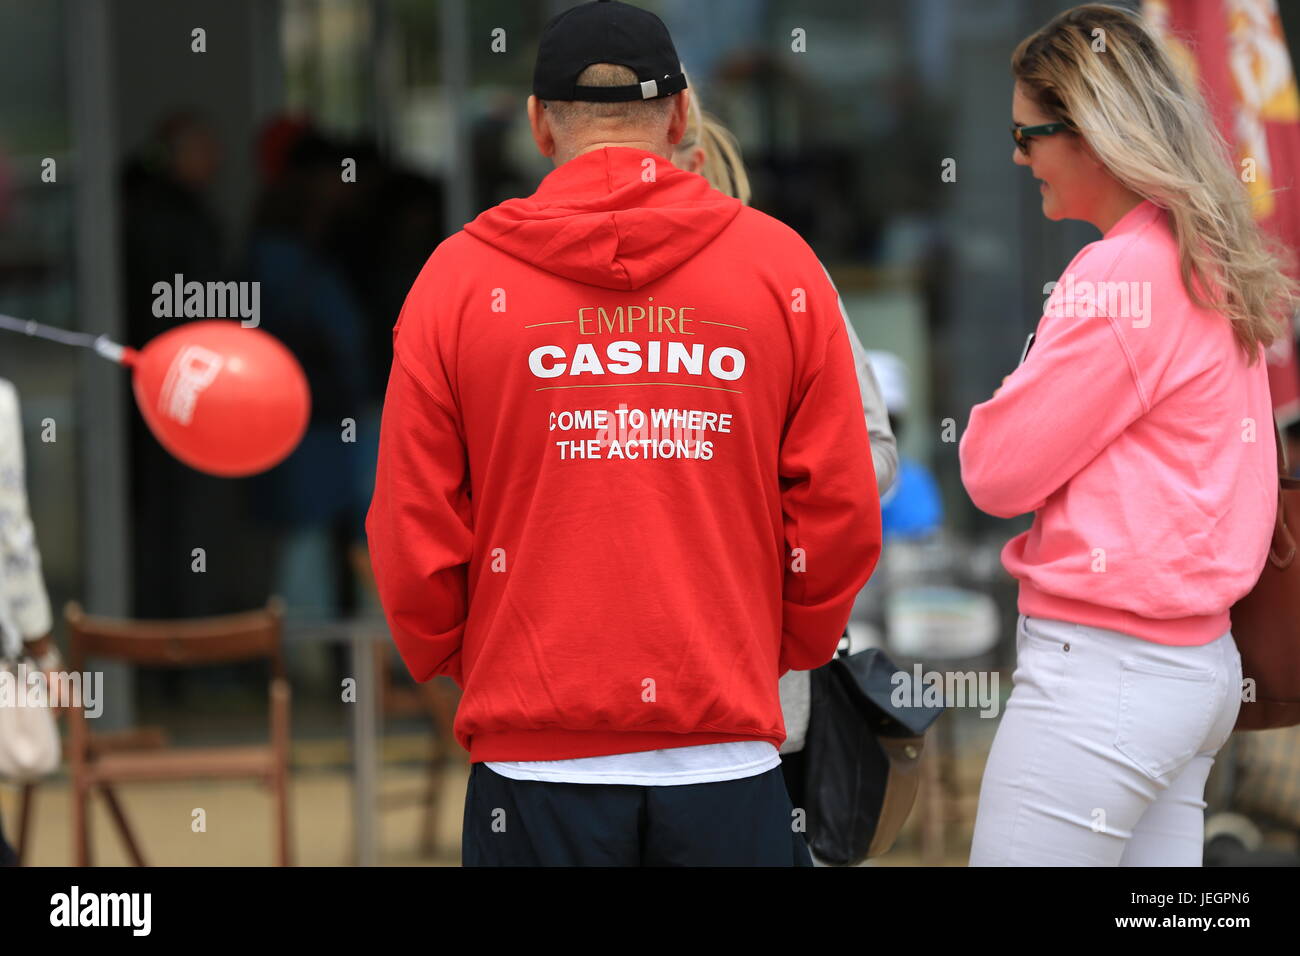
[960,199,1278,646]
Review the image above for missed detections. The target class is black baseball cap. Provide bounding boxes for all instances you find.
[533,0,688,102]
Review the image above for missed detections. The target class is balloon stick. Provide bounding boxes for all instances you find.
[0,312,139,365]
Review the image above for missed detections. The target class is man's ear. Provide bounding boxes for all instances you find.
[667,89,690,147]
[527,95,556,159]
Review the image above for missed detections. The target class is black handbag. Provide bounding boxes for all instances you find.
[803,642,945,865]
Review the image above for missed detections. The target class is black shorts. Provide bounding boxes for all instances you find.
[461,762,814,867]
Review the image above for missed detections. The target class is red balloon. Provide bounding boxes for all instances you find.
[127,320,310,477]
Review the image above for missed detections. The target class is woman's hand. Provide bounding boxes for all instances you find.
[993,375,1010,398]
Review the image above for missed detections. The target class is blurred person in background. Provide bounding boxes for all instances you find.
[121,112,250,627]
[332,151,448,415]
[246,123,373,668]
[122,112,223,345]
[668,69,899,819]
[0,377,58,866]
[366,0,881,866]
[962,4,1294,866]
[471,91,534,210]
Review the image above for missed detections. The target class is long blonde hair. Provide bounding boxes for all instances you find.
[677,68,752,206]
[1013,3,1295,363]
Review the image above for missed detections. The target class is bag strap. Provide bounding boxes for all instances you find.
[1272,415,1288,475]
[1267,416,1295,569]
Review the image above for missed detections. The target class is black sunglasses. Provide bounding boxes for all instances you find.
[1011,122,1069,155]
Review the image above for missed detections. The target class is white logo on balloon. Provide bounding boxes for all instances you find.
[160,345,224,425]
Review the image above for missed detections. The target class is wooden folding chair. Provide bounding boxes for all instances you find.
[60,598,292,866]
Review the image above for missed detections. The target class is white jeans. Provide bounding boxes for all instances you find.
[969,613,1241,866]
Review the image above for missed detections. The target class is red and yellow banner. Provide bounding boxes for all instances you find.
[1146,0,1300,422]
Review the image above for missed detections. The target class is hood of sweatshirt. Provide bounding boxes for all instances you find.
[463,146,743,291]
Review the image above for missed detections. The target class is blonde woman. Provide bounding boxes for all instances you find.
[668,77,899,818]
[961,4,1292,866]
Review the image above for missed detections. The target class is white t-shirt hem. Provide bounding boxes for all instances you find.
[484,740,782,786]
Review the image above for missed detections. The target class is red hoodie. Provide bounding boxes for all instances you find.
[365,146,881,762]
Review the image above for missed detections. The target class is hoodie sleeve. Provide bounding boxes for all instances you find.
[778,306,883,675]
[365,322,472,688]
[959,305,1148,518]
[845,315,899,494]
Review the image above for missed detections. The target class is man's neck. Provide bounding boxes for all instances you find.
[556,140,665,165]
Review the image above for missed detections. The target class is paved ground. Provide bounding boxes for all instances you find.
[16,732,1290,867]
[4,735,468,867]
[5,718,994,867]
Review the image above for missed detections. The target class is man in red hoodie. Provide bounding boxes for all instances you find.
[365,0,882,866]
